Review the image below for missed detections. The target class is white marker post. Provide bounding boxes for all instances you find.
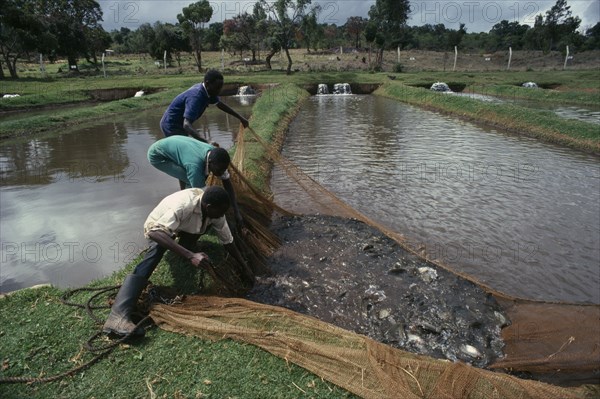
[164,50,167,73]
[507,47,512,71]
[397,46,400,63]
[453,46,458,71]
[564,45,570,70]
[102,52,106,78]
[221,49,225,70]
[39,53,46,78]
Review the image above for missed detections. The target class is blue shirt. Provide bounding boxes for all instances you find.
[160,83,220,136]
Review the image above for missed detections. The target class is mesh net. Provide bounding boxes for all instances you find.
[490,300,600,385]
[152,125,599,395]
[150,296,593,399]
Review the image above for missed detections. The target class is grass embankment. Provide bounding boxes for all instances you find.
[376,81,600,154]
[0,83,355,398]
[236,83,310,193]
[2,68,598,145]
[0,71,377,140]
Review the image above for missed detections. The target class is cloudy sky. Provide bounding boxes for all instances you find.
[99,0,599,33]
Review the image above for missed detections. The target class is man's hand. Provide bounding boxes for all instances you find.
[189,252,212,269]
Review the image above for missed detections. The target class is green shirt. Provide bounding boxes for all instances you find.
[147,136,229,188]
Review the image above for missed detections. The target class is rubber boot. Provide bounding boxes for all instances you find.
[102,274,147,336]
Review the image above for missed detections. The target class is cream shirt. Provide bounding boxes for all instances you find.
[143,188,233,245]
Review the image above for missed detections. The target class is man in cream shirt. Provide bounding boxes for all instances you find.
[103,186,248,337]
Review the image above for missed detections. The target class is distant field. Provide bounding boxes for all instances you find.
[10,49,600,79]
[1,51,597,152]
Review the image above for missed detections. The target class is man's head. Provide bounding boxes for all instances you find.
[204,69,224,97]
[201,186,230,218]
[207,147,230,177]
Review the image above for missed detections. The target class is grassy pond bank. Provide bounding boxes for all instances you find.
[1,70,599,397]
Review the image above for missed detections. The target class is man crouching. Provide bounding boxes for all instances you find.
[103,186,248,337]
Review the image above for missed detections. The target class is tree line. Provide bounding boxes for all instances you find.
[1,0,598,78]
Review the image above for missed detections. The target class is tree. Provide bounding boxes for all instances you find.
[523,14,546,50]
[543,0,581,51]
[134,23,157,56]
[111,27,129,46]
[446,23,467,50]
[410,24,447,50]
[204,23,223,51]
[299,12,322,52]
[85,27,112,67]
[366,0,410,68]
[258,0,318,75]
[251,3,280,69]
[345,16,367,49]
[583,22,600,50]
[524,0,582,51]
[221,13,261,61]
[177,0,213,72]
[152,22,189,67]
[489,20,530,50]
[0,0,37,78]
[322,24,340,48]
[40,0,105,71]
[0,0,49,78]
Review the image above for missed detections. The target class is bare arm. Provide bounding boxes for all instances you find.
[216,102,249,128]
[147,230,211,268]
[183,118,208,143]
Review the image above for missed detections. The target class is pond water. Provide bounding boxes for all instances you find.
[271,95,600,304]
[0,96,253,292]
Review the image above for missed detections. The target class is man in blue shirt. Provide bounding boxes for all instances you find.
[148,136,243,228]
[160,69,249,141]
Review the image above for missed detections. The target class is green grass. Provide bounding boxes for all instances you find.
[3,222,598,398]
[236,83,310,194]
[0,83,353,398]
[2,60,600,396]
[0,84,355,397]
[0,88,178,140]
[0,286,354,398]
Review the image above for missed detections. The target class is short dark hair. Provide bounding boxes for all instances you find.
[201,186,230,208]
[204,69,224,84]
[208,147,230,166]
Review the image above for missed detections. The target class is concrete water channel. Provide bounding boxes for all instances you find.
[1,92,598,306]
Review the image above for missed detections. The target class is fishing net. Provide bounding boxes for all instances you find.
[490,300,600,385]
[151,124,599,397]
[150,296,593,399]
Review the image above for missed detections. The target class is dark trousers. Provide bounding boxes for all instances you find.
[133,232,200,279]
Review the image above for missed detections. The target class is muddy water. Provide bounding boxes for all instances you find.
[271,95,600,304]
[0,97,253,292]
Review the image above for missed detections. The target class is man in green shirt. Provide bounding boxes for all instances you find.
[147,136,242,227]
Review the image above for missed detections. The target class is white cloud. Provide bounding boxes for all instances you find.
[99,0,599,33]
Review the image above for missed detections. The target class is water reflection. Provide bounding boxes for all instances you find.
[1,122,131,186]
[0,97,253,292]
[271,95,600,303]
